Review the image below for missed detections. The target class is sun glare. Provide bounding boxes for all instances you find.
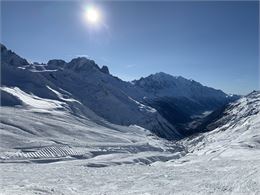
[85,6,100,24]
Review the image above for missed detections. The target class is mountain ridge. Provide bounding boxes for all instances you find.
[1,43,239,139]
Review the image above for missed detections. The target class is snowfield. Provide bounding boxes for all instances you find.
[1,154,259,195]
[0,91,259,194]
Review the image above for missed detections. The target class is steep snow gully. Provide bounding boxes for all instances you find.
[1,43,260,194]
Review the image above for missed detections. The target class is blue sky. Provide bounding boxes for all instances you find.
[1,1,259,95]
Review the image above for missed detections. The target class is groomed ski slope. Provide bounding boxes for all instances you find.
[0,86,184,165]
[1,153,259,195]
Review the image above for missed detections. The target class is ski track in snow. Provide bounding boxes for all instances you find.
[1,156,259,195]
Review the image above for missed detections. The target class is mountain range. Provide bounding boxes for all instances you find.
[1,43,239,139]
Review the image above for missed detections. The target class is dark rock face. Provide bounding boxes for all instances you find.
[65,57,100,73]
[1,90,23,106]
[1,43,7,52]
[1,43,29,66]
[47,59,66,69]
[100,66,110,74]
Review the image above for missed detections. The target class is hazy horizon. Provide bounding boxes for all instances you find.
[1,1,259,95]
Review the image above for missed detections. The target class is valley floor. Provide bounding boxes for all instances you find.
[1,152,259,195]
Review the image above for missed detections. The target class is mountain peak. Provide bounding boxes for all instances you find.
[1,43,7,52]
[133,71,228,100]
[1,43,29,66]
[150,72,174,79]
[142,72,189,83]
[100,65,110,74]
[47,59,66,69]
[65,57,100,72]
[153,72,171,76]
[247,90,260,98]
[134,72,190,89]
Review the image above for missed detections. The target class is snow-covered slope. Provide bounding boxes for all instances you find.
[0,86,184,164]
[1,89,259,194]
[133,72,239,135]
[181,90,260,157]
[1,43,179,139]
[1,43,238,139]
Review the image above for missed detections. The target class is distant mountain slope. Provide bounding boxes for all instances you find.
[133,72,225,98]
[180,91,260,161]
[133,72,239,133]
[1,43,179,139]
[193,90,260,134]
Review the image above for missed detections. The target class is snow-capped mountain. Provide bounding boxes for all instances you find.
[133,72,239,135]
[1,43,238,139]
[133,72,235,104]
[1,44,180,139]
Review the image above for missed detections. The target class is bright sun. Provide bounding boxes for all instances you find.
[85,6,100,24]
